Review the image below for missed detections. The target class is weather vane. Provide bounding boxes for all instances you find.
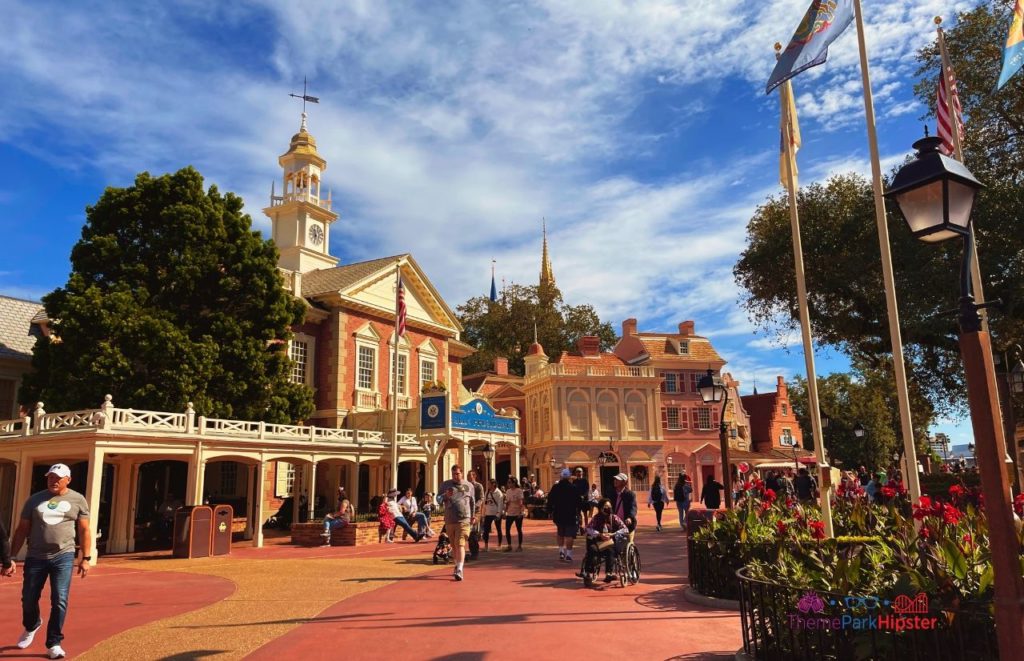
[289,76,320,113]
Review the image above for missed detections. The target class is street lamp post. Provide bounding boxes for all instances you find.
[482,443,495,484]
[697,368,732,509]
[887,134,1024,656]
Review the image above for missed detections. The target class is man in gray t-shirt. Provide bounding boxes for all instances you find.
[438,464,476,582]
[10,463,92,658]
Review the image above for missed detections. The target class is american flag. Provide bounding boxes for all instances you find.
[396,274,406,337]
[936,44,964,157]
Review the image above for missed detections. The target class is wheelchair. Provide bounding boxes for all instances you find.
[579,530,641,588]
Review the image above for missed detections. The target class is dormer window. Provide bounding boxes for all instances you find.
[678,340,689,355]
[781,403,789,417]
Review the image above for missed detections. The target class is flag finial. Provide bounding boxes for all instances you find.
[934,16,942,26]
[774,42,782,53]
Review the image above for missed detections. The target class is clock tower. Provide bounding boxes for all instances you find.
[264,112,339,274]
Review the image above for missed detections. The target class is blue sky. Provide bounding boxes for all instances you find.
[0,0,980,443]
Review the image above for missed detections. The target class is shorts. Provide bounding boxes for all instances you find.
[556,523,578,538]
[445,522,472,547]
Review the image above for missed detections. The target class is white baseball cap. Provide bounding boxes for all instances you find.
[613,472,629,482]
[560,468,572,478]
[47,463,71,479]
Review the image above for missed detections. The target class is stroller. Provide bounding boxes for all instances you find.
[433,529,453,564]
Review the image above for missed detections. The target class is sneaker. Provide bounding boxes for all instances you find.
[503,545,512,552]
[414,533,423,543]
[49,645,66,659]
[454,569,463,581]
[604,574,616,583]
[17,625,40,649]
[558,550,565,561]
[564,553,573,562]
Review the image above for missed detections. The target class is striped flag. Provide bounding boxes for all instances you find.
[779,79,801,191]
[396,274,407,336]
[997,0,1024,89]
[936,30,964,157]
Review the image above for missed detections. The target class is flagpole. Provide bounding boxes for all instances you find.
[776,44,833,537]
[936,17,988,332]
[391,260,401,490]
[852,0,921,503]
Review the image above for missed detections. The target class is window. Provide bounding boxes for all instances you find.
[781,428,795,446]
[730,427,738,438]
[697,407,712,430]
[420,358,436,390]
[666,407,681,430]
[275,462,296,497]
[597,392,618,433]
[689,371,699,393]
[678,340,689,355]
[532,410,540,436]
[625,393,646,433]
[568,392,589,434]
[781,403,789,417]
[289,340,308,384]
[391,353,408,395]
[357,346,376,390]
[542,408,551,431]
[664,373,678,393]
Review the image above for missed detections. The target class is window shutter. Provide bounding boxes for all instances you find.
[275,462,290,497]
[660,375,666,392]
[661,407,668,427]
[680,409,688,430]
[713,409,720,427]
[691,409,699,428]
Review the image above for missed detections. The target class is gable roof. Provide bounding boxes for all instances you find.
[301,254,463,335]
[635,335,723,363]
[554,351,628,368]
[0,295,45,360]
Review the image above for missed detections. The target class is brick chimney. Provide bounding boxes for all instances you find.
[777,375,787,395]
[578,335,601,357]
[678,320,695,336]
[622,318,637,337]
[494,357,509,376]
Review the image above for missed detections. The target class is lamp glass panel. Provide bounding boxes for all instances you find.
[946,180,977,230]
[895,180,944,234]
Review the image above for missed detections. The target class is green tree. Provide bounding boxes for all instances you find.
[20,167,314,423]
[787,360,935,471]
[458,282,617,376]
[733,173,1024,418]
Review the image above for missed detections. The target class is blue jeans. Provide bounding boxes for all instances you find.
[394,516,419,539]
[322,518,348,535]
[22,553,75,648]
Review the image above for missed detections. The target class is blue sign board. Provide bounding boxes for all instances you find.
[420,395,447,430]
[451,398,516,435]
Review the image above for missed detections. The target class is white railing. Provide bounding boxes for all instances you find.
[110,408,189,433]
[269,191,332,211]
[525,364,655,383]
[395,394,413,410]
[355,391,381,410]
[0,396,426,454]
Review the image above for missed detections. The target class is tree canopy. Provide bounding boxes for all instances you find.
[457,281,617,376]
[735,1,1024,418]
[20,167,314,423]
[787,360,936,471]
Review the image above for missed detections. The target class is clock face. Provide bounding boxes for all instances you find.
[308,224,324,246]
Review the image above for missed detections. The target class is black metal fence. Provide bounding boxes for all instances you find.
[737,567,997,661]
[687,536,744,600]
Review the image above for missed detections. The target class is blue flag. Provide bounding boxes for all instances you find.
[766,0,855,95]
[997,0,1024,90]
[489,273,497,302]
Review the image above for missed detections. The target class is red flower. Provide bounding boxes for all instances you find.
[949,484,966,499]
[942,504,962,526]
[776,520,787,535]
[808,520,826,540]
[912,496,932,520]
[786,496,796,508]
[1013,494,1024,517]
[763,488,777,504]
[881,485,896,499]
[962,533,973,547]
[920,526,932,540]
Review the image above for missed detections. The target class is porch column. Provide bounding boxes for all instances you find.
[107,460,133,554]
[254,460,267,548]
[306,460,318,520]
[487,446,497,485]
[425,451,439,495]
[185,443,204,506]
[11,452,33,546]
[291,464,302,523]
[244,463,256,540]
[511,445,521,482]
[84,445,105,563]
[126,462,140,553]
[350,461,361,512]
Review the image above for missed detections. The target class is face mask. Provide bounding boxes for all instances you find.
[602,509,611,514]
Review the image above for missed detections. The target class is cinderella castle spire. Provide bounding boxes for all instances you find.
[539,218,555,289]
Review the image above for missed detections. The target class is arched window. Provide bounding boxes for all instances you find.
[568,390,590,437]
[625,392,646,434]
[597,391,618,434]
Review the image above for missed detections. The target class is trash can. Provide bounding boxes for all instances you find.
[686,508,718,536]
[211,504,233,556]
[172,505,213,559]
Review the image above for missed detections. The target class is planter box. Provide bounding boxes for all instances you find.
[290,521,383,547]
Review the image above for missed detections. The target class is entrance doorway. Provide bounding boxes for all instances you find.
[599,465,619,499]
[701,465,716,490]
[134,460,188,551]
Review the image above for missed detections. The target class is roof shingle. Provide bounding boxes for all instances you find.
[0,295,45,360]
[301,254,408,298]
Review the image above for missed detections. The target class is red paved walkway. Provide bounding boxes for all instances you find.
[0,565,234,659]
[251,509,741,661]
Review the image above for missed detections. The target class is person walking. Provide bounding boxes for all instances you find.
[610,473,637,532]
[439,465,476,581]
[647,475,669,532]
[672,474,693,530]
[503,477,525,552]
[548,468,580,563]
[793,468,817,503]
[481,480,505,551]
[572,468,590,531]
[9,464,91,659]
[700,476,724,510]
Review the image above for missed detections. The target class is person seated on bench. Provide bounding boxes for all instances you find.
[584,498,629,582]
[321,498,354,545]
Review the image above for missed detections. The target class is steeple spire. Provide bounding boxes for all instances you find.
[489,259,498,302]
[539,218,555,289]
